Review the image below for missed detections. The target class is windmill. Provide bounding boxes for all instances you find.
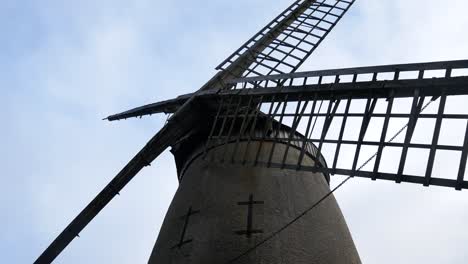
[35,0,468,263]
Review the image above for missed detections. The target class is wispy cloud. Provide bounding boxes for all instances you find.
[2,0,468,263]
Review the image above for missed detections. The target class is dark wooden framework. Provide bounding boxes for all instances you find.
[202,59,468,191]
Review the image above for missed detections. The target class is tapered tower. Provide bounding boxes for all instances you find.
[149,118,360,263]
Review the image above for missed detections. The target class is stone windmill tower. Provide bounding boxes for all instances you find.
[36,0,468,263]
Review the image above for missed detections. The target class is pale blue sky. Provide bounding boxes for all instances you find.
[2,0,468,263]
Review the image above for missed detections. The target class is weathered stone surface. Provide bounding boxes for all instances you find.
[149,140,360,263]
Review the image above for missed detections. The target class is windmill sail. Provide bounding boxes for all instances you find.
[215,0,355,79]
[201,0,355,91]
[105,94,191,121]
[34,98,205,263]
[204,59,468,190]
[35,131,170,263]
